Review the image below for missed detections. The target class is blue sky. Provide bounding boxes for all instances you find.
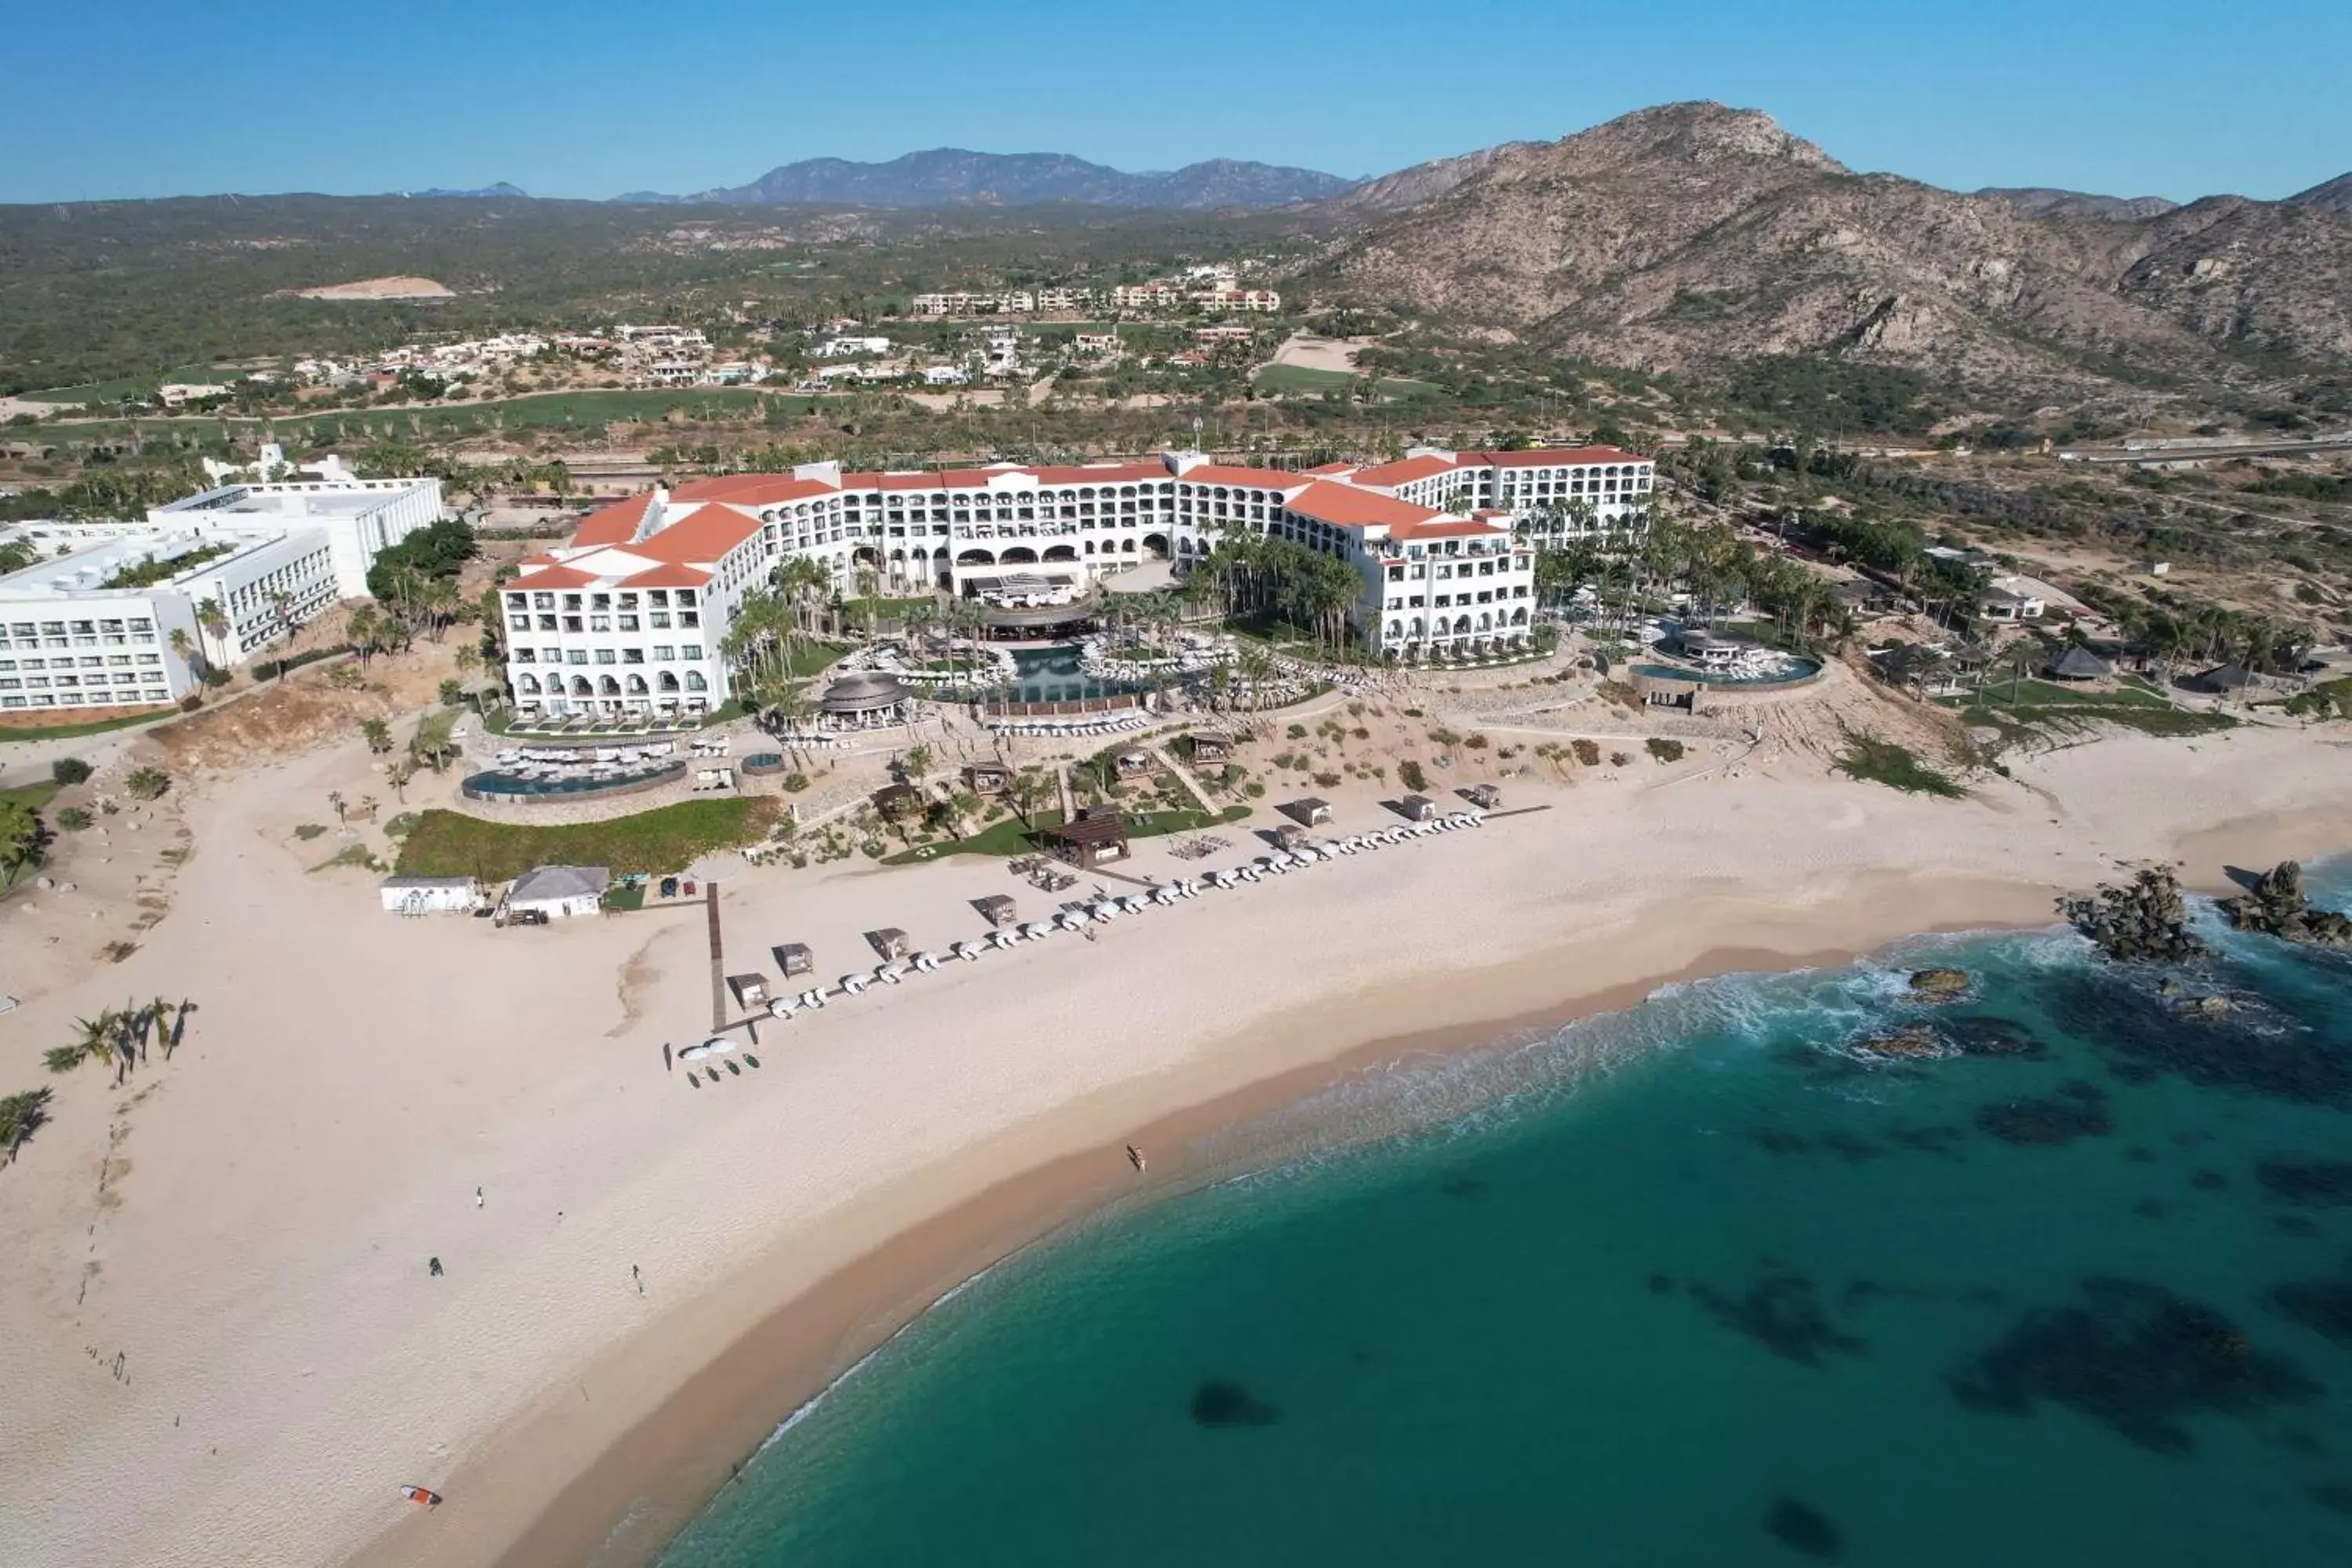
[5,0,2346,204]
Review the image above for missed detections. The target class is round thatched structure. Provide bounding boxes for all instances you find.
[818,671,915,715]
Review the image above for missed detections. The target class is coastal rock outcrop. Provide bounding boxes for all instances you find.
[1857,1026,1944,1058]
[2059,866,2207,964]
[2218,862,2352,947]
[1908,967,1972,1000]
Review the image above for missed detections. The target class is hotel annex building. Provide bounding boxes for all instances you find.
[499,445,1651,720]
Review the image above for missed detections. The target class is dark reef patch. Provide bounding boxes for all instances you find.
[2271,1276,2352,1347]
[2042,968,2352,1105]
[1190,1379,1280,1428]
[2258,1161,2352,1207]
[1688,1271,1866,1367]
[1944,1015,2049,1058]
[1975,1082,2114,1146]
[1766,1497,1843,1559]
[1948,1277,2316,1453]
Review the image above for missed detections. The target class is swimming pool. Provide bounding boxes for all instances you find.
[982,645,1148,703]
[460,763,684,800]
[1632,655,1822,685]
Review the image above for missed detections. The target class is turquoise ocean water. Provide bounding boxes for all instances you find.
[662,865,2352,1566]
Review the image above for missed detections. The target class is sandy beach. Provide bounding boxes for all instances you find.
[4,718,2352,1568]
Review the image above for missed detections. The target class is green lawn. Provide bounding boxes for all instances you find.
[395,797,779,881]
[1948,677,2234,740]
[883,803,1251,866]
[0,707,179,744]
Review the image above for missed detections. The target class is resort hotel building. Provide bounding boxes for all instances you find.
[0,459,443,715]
[500,445,1651,722]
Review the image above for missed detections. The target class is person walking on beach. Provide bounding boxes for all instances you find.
[663,1042,673,1073]
[428,1257,443,1278]
[632,1264,644,1297]
[1127,1144,1147,1174]
[475,1185,484,1209]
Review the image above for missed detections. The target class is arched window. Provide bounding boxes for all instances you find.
[570,676,593,697]
[517,673,542,694]
[626,674,649,694]
[684,671,708,693]
[658,671,681,692]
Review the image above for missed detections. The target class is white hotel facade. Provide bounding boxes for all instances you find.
[499,445,1651,720]
[0,473,442,714]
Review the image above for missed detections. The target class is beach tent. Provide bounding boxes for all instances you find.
[2183,662,2253,695]
[2043,646,2112,682]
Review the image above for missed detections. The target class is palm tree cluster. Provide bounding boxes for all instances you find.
[1184,535,1361,654]
[2105,601,2316,678]
[1530,506,1859,651]
[45,998,195,1081]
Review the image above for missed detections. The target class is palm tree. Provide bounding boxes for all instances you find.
[167,626,198,686]
[359,717,394,754]
[266,590,297,675]
[347,606,383,672]
[195,597,230,672]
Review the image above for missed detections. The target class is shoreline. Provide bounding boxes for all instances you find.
[464,907,2057,1568]
[452,818,2352,1568]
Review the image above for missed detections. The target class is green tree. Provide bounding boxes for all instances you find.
[0,798,43,887]
[125,766,171,800]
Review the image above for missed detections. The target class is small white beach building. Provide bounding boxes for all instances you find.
[504,865,610,920]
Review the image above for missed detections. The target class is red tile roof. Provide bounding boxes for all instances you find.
[509,561,601,589]
[1388,517,1515,542]
[670,474,838,506]
[569,492,655,547]
[627,503,762,565]
[1283,481,1442,530]
[1176,465,1308,492]
[620,562,713,588]
[1302,461,1356,477]
[1352,454,1460,487]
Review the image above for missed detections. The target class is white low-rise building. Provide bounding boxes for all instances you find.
[496,445,1652,720]
[0,466,442,714]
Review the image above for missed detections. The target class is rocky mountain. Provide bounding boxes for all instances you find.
[1309,103,2352,390]
[641,150,1352,210]
[2285,172,2352,214]
[1319,143,1544,216]
[1976,187,2178,221]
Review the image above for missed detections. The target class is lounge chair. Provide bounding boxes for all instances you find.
[953,941,985,961]
[799,989,828,1010]
[840,973,869,994]
[767,998,797,1020]
[876,964,905,984]
[1118,895,1151,915]
[992,929,1022,949]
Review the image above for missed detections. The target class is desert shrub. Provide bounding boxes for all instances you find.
[383,812,422,837]
[54,806,93,832]
[1646,738,1686,763]
[1287,723,1308,739]
[782,771,810,793]
[1610,751,1632,767]
[1465,733,1489,750]
[292,822,328,840]
[50,757,91,786]
[1570,739,1601,766]
[1399,759,1429,793]
[125,767,170,800]
[1313,771,1341,788]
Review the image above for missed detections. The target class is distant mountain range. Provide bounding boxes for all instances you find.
[401,182,531,200]
[612,150,1355,210]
